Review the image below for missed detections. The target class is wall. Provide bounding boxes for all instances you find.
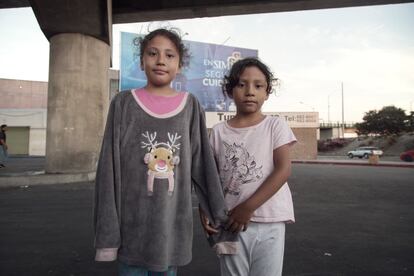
[0,108,47,155]
[291,128,318,160]
[0,79,48,156]
[0,79,47,108]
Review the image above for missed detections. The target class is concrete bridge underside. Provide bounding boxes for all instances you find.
[2,0,413,44]
[1,0,412,173]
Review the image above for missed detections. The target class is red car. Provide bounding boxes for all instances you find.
[400,150,414,162]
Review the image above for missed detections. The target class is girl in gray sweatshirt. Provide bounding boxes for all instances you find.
[94,28,237,275]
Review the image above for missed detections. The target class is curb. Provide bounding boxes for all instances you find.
[1,160,412,189]
[0,171,96,189]
[292,160,414,168]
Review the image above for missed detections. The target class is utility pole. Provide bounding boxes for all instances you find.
[328,95,330,123]
[221,36,231,46]
[341,82,345,138]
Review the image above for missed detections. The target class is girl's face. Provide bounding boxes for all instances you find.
[140,35,181,89]
[231,66,269,116]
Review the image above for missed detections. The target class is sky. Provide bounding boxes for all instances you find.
[0,3,413,123]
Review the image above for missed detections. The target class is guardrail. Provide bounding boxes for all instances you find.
[320,122,356,128]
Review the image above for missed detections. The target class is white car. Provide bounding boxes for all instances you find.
[347,147,383,159]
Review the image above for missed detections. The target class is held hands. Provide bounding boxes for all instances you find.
[199,203,254,235]
[198,206,219,236]
[225,203,254,233]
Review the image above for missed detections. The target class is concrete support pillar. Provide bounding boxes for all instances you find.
[45,33,110,173]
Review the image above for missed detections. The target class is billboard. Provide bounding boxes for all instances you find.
[120,31,258,112]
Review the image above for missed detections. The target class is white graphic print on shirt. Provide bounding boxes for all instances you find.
[221,141,263,196]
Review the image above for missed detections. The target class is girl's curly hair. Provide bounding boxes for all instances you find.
[139,28,190,68]
[222,57,278,98]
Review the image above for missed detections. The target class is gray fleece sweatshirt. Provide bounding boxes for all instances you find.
[94,91,237,271]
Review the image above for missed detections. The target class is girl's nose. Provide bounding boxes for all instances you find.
[245,85,255,96]
[157,54,166,65]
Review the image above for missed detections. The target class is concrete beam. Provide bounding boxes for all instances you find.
[0,0,30,9]
[2,1,413,43]
[29,0,110,44]
[112,0,414,24]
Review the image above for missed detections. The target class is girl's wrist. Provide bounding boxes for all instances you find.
[241,200,257,213]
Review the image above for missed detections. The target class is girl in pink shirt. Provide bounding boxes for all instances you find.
[200,57,297,276]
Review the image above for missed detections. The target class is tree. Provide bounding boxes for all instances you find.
[408,111,414,132]
[356,106,407,135]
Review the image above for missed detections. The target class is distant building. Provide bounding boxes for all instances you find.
[0,71,119,156]
[206,112,319,160]
[0,78,47,155]
[1,73,318,159]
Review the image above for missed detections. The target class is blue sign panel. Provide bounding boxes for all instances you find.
[120,32,258,112]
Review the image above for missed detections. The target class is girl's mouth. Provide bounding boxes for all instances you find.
[153,69,167,75]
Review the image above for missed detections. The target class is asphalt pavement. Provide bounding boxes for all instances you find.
[0,156,413,275]
[0,155,412,188]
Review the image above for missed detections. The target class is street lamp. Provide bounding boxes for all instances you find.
[341,82,344,130]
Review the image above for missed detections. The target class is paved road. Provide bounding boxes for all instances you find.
[0,163,413,275]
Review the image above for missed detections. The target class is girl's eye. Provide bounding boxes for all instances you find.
[256,84,265,89]
[166,54,175,58]
[236,83,245,88]
[147,51,157,56]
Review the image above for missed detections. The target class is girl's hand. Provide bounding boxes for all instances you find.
[226,203,253,233]
[198,207,219,236]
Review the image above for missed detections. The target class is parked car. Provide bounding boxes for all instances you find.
[347,147,383,159]
[400,150,414,162]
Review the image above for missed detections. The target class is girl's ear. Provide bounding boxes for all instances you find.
[140,60,144,71]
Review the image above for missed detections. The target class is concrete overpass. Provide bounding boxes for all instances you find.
[1,0,412,173]
[2,1,413,44]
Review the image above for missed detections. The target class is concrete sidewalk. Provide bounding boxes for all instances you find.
[1,155,412,188]
[0,156,95,187]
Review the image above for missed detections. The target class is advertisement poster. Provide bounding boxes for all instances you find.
[120,31,258,112]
